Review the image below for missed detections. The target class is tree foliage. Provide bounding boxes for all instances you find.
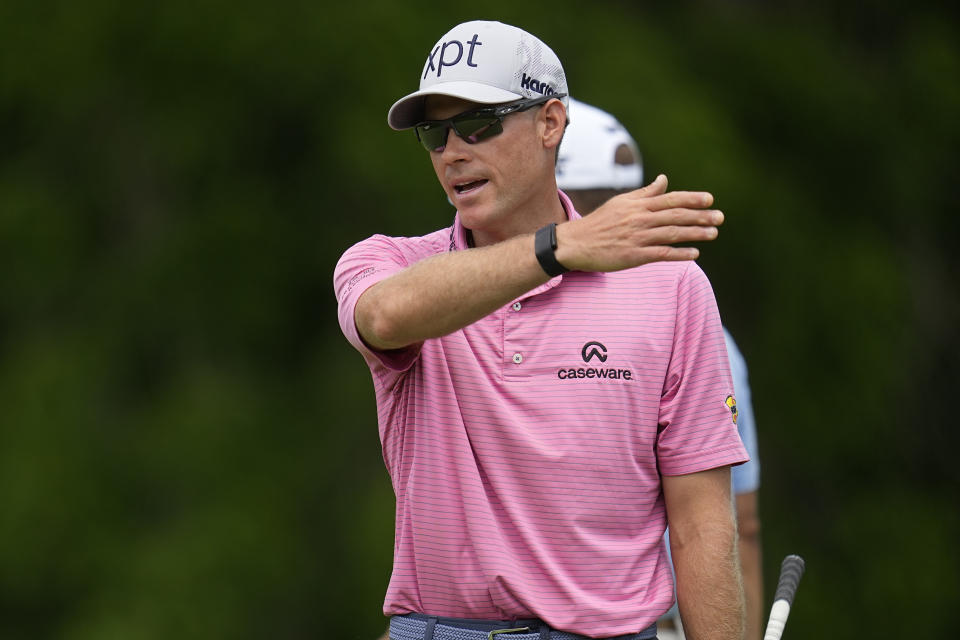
[0,1,956,637]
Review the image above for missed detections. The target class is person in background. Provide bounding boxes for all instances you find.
[556,97,763,640]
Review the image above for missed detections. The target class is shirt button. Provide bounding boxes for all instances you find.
[512,302,522,311]
[512,353,523,364]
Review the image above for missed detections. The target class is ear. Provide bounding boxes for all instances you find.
[540,99,567,152]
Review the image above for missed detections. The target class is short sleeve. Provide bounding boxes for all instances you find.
[657,263,749,475]
[333,235,422,372]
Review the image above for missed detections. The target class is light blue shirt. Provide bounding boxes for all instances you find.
[725,327,760,494]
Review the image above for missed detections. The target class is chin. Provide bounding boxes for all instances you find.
[456,204,500,233]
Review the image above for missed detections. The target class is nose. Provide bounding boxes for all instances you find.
[438,127,470,162]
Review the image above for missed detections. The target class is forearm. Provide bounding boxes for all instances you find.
[736,492,763,640]
[356,232,549,350]
[672,520,745,640]
[739,532,762,640]
[664,468,745,640]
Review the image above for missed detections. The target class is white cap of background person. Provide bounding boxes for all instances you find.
[387,20,569,130]
[556,98,643,190]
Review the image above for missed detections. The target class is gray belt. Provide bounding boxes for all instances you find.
[389,613,657,640]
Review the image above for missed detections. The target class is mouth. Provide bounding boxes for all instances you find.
[453,179,488,196]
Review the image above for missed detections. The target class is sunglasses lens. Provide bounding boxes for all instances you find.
[416,122,450,152]
[416,114,506,151]
[414,95,565,151]
[454,117,502,144]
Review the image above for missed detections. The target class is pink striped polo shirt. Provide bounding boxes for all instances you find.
[333,192,748,637]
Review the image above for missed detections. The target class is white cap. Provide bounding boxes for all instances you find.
[556,98,643,190]
[387,20,568,130]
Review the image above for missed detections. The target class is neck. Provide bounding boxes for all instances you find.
[470,188,568,248]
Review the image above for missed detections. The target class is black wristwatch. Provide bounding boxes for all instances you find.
[534,222,569,277]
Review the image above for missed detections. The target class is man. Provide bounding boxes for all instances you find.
[335,20,747,640]
[556,98,763,640]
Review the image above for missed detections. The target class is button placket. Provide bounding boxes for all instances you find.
[503,293,539,378]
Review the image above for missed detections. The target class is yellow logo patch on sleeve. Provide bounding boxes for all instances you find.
[725,395,739,425]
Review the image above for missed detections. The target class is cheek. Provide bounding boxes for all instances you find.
[494,135,534,173]
[430,156,447,184]
[502,142,542,183]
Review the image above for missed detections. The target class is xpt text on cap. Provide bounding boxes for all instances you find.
[424,34,483,79]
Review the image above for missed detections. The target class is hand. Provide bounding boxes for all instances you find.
[554,174,723,272]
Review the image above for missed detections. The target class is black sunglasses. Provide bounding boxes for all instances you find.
[414,94,567,152]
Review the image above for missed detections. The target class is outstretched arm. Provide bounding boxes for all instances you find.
[356,229,549,350]
[356,174,723,350]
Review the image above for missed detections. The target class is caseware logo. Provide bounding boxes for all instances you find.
[581,341,607,363]
[558,342,633,381]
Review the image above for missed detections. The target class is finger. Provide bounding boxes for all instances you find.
[640,245,702,262]
[636,190,715,211]
[639,223,720,246]
[632,173,668,197]
[629,208,724,229]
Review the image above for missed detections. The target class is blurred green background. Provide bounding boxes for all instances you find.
[1,0,957,638]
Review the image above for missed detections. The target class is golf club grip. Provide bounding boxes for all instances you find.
[763,555,805,640]
[773,555,805,605]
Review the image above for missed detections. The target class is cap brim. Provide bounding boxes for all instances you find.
[387,82,524,130]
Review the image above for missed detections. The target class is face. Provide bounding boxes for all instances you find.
[422,95,564,244]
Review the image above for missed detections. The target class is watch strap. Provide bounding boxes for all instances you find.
[534,222,569,277]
